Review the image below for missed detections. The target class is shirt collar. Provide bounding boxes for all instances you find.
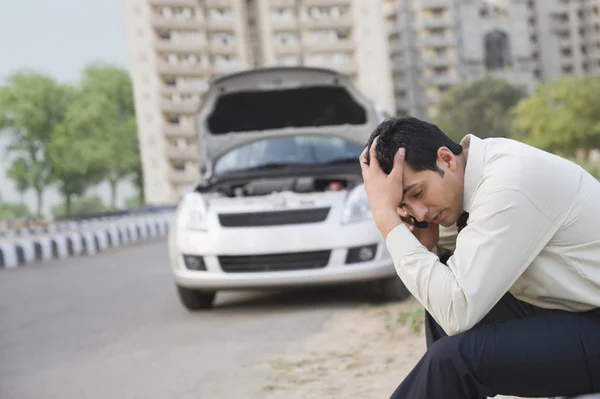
[460,134,485,213]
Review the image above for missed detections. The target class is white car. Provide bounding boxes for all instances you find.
[168,66,410,310]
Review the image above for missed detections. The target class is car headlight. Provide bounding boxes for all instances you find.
[182,194,209,232]
[341,184,372,224]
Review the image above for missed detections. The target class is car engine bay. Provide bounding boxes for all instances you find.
[196,173,364,198]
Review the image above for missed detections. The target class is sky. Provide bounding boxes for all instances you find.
[0,0,136,216]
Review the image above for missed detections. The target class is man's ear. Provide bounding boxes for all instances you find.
[437,147,456,171]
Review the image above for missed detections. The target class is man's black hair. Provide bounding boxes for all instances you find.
[364,116,463,176]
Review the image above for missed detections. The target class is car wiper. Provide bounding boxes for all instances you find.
[238,162,305,172]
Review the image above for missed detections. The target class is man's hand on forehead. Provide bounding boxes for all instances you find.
[359,136,407,238]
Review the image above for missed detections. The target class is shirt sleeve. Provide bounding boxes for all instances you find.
[385,189,559,336]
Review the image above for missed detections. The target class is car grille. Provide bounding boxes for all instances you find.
[218,207,330,227]
[218,250,331,273]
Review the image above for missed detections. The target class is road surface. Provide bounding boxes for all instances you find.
[0,239,378,399]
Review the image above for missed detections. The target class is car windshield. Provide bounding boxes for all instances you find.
[213,135,364,175]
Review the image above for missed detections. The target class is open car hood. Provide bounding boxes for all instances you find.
[196,66,379,161]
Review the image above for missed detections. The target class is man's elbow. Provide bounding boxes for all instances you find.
[438,311,479,336]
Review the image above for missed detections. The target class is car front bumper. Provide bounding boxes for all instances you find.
[168,217,397,291]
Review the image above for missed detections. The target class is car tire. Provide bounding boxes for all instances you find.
[176,285,216,310]
[380,277,411,301]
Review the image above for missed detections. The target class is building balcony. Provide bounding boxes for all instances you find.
[420,35,457,48]
[157,61,211,76]
[164,123,197,140]
[150,15,203,29]
[154,39,206,53]
[149,0,197,6]
[210,41,237,55]
[550,23,570,34]
[169,169,201,185]
[273,42,302,54]
[550,4,569,15]
[303,0,351,6]
[269,0,296,6]
[389,41,405,53]
[160,100,201,114]
[424,74,459,86]
[167,145,200,162]
[391,62,406,73]
[301,15,353,29]
[421,16,453,29]
[161,84,208,95]
[420,0,451,7]
[394,79,408,90]
[307,40,355,53]
[205,0,233,7]
[270,19,299,31]
[331,61,357,75]
[212,63,244,76]
[422,54,455,67]
[206,19,235,31]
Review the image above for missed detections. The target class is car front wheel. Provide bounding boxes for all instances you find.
[176,285,216,310]
[380,277,411,301]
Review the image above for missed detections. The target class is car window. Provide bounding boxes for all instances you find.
[213,135,364,174]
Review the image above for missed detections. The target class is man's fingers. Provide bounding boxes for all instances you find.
[368,136,381,170]
[359,145,369,170]
[388,147,405,181]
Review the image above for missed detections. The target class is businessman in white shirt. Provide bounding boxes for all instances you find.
[360,116,600,398]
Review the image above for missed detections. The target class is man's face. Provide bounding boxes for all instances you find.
[399,148,464,228]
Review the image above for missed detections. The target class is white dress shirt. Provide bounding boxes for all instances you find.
[385,134,600,336]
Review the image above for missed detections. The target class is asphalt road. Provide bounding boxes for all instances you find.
[0,239,382,399]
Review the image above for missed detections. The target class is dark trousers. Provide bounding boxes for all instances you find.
[389,293,600,399]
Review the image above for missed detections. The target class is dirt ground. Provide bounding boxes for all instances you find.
[252,297,522,399]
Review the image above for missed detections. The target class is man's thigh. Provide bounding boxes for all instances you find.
[452,310,600,398]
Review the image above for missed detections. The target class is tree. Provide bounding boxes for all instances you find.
[52,195,107,218]
[47,94,113,216]
[0,194,30,221]
[79,63,140,209]
[6,157,31,203]
[512,77,600,155]
[0,71,73,217]
[434,77,528,142]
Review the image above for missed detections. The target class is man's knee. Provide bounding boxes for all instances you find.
[426,335,463,367]
[426,332,483,376]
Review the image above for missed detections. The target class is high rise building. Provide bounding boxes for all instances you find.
[123,0,394,204]
[383,0,600,119]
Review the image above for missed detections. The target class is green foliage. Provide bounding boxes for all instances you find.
[435,77,528,142]
[6,157,32,199]
[52,195,108,218]
[0,194,31,221]
[125,194,143,209]
[512,77,600,155]
[0,71,73,217]
[79,63,141,209]
[396,307,425,335]
[47,92,113,216]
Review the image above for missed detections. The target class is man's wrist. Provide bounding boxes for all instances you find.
[374,211,403,238]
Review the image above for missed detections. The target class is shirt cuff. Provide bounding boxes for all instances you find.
[385,223,425,261]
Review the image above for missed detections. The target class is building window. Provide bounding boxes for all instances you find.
[181,7,193,19]
[161,7,173,18]
[274,33,297,45]
[208,8,231,21]
[484,30,511,71]
[214,33,232,45]
[271,7,294,20]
